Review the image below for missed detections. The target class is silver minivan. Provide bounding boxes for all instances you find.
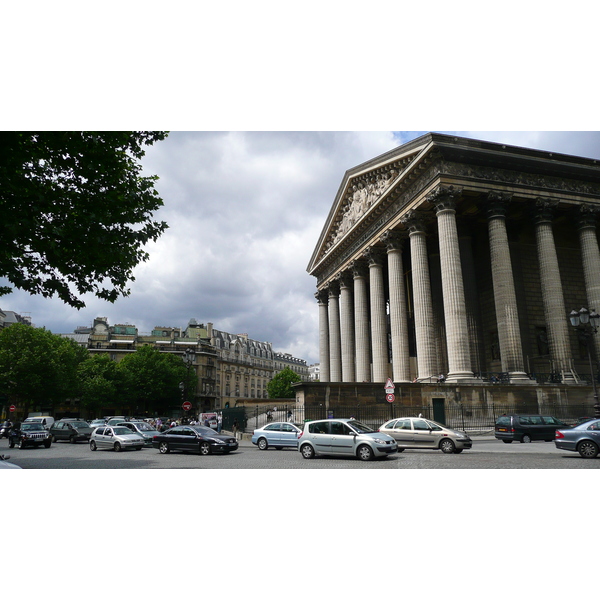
[297,418,397,461]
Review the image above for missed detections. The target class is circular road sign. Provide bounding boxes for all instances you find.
[182,401,192,411]
[386,394,395,403]
[9,405,16,412]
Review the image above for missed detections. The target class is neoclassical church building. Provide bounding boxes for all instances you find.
[301,133,600,411]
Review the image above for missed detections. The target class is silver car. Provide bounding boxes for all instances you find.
[252,422,302,450]
[297,418,397,461]
[89,426,145,452]
[554,418,600,458]
[379,417,472,454]
[116,420,159,446]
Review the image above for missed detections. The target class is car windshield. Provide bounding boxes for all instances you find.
[134,422,156,431]
[112,427,134,435]
[191,425,216,436]
[70,421,89,428]
[347,420,374,433]
[21,423,44,431]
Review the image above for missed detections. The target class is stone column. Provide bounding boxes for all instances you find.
[577,206,600,362]
[430,185,476,382]
[381,230,411,382]
[487,192,530,382]
[339,271,356,382]
[366,247,389,382]
[352,259,371,382]
[402,210,437,381]
[315,289,330,382]
[534,198,576,383]
[327,280,342,382]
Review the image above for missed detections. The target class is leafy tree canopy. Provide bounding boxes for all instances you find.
[0,131,168,308]
[267,367,301,399]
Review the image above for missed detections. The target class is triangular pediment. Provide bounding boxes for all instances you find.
[308,135,433,274]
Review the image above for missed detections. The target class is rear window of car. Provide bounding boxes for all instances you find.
[496,416,510,426]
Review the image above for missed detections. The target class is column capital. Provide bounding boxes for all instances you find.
[428,184,463,213]
[533,197,559,224]
[577,205,600,230]
[401,209,429,234]
[486,191,513,219]
[364,246,386,267]
[350,259,369,278]
[380,229,406,252]
[338,270,354,289]
[315,289,329,305]
[328,280,340,297]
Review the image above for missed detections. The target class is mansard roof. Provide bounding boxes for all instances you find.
[307,132,600,282]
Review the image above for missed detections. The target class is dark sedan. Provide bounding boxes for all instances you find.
[50,419,94,443]
[555,418,600,458]
[152,425,238,455]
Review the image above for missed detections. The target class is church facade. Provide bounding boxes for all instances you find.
[302,133,600,412]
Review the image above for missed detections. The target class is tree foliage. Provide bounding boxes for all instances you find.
[267,367,301,399]
[0,323,88,412]
[0,131,168,308]
[77,354,123,415]
[116,345,192,414]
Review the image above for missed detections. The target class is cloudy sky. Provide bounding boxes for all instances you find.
[3,131,600,365]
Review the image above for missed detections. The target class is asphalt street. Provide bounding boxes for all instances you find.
[2,435,600,469]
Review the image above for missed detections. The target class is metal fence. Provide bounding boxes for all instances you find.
[239,402,596,433]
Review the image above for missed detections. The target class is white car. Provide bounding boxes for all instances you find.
[89,426,145,452]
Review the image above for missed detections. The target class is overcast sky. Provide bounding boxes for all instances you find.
[3,131,600,364]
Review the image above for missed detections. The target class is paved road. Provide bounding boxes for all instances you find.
[2,436,600,468]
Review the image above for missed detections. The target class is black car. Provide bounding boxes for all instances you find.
[8,422,52,449]
[49,419,94,443]
[152,425,238,455]
[494,414,569,443]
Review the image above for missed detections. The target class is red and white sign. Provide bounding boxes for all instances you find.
[384,378,395,393]
[182,401,192,411]
[386,394,395,403]
[9,405,16,412]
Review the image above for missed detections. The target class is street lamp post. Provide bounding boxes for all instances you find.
[569,307,600,418]
[181,348,196,419]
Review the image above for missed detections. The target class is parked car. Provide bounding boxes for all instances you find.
[297,418,397,461]
[106,417,128,426]
[8,422,52,449]
[494,414,569,443]
[50,419,94,443]
[378,417,472,454]
[555,418,600,458]
[0,454,21,469]
[152,425,238,455]
[89,419,106,429]
[252,422,302,450]
[89,426,145,452]
[24,416,55,429]
[116,420,160,446]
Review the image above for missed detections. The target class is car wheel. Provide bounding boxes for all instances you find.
[502,440,513,444]
[521,434,532,443]
[90,440,97,451]
[52,435,58,443]
[18,438,26,449]
[114,442,122,452]
[159,442,170,454]
[300,444,315,459]
[199,442,211,455]
[357,444,374,461]
[577,440,599,459]
[257,438,268,451]
[454,448,463,454]
[396,448,405,452]
[440,439,456,454]
[70,436,76,444]
[44,440,51,448]
[8,439,15,448]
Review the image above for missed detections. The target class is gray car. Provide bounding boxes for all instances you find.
[89,426,145,452]
[379,417,472,454]
[116,420,160,446]
[554,418,600,458]
[252,422,302,450]
[297,418,397,461]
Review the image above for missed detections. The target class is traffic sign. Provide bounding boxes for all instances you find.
[9,405,16,412]
[182,401,192,411]
[386,394,395,403]
[384,378,395,393]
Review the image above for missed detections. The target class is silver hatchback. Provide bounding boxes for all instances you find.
[379,417,472,454]
[89,426,145,452]
[297,418,397,461]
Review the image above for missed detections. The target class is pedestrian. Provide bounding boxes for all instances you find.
[232,418,239,438]
[287,410,293,422]
[217,413,223,433]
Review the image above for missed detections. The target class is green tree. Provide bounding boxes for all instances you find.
[0,323,88,415]
[116,345,192,415]
[77,354,123,417]
[0,131,168,308]
[267,367,301,399]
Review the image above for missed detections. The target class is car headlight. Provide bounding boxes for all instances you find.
[214,439,226,444]
[373,438,387,445]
